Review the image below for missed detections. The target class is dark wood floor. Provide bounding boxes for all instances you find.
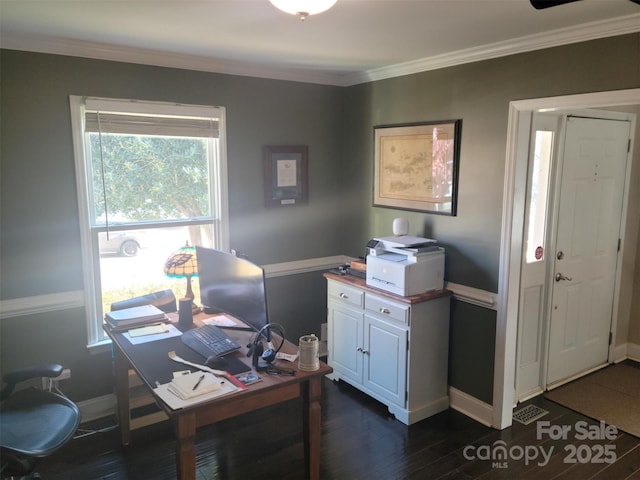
[36,377,640,479]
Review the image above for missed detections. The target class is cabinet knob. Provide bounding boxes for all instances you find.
[356,347,363,352]
[339,293,348,299]
[379,308,390,314]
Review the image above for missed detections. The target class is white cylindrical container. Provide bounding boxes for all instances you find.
[298,334,320,371]
[392,217,409,236]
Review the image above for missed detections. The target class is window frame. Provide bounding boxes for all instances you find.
[70,96,229,347]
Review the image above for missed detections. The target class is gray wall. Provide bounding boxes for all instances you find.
[1,51,346,301]
[341,34,640,291]
[0,50,345,400]
[1,33,639,405]
[341,34,640,403]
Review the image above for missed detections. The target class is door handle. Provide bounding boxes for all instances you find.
[555,272,573,282]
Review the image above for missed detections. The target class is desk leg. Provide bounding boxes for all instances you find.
[113,347,131,446]
[175,412,197,480]
[302,377,322,480]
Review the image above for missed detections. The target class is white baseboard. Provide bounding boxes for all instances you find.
[612,343,629,363]
[448,386,494,427]
[77,393,117,423]
[612,342,640,363]
[627,342,640,362]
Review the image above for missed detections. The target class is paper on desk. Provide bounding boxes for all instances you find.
[124,323,182,345]
[154,374,239,410]
[202,314,238,327]
[276,352,299,362]
[129,323,170,338]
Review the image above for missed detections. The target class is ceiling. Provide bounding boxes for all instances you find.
[1,0,639,86]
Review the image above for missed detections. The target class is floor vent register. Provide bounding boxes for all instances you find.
[512,404,549,425]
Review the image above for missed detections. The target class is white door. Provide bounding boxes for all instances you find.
[328,302,364,383]
[363,315,407,406]
[547,116,630,385]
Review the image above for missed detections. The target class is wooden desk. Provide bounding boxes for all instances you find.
[105,316,332,480]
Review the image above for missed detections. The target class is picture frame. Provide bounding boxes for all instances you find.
[264,145,309,207]
[373,120,461,215]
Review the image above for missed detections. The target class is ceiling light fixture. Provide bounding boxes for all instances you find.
[269,0,338,21]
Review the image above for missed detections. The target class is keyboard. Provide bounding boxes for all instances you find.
[180,324,241,358]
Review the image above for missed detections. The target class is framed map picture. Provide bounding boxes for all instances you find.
[373,120,461,215]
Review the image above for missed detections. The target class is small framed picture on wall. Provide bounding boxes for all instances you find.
[264,145,309,207]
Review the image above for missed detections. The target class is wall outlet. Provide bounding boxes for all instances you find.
[42,368,71,390]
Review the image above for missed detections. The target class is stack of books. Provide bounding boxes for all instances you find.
[105,304,168,331]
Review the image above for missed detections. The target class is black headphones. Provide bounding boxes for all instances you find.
[247,323,286,371]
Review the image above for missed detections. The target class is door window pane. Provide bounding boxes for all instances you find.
[525,130,553,264]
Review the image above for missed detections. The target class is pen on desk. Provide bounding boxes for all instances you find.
[192,374,205,391]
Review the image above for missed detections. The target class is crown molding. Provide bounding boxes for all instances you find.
[0,34,348,87]
[343,13,640,86]
[2,13,638,87]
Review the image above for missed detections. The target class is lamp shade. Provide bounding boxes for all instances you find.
[270,0,337,19]
[164,243,198,279]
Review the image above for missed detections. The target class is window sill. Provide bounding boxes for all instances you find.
[87,338,113,355]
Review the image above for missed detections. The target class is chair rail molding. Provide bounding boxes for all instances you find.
[0,291,85,320]
[0,256,497,319]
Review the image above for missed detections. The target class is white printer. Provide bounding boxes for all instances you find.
[366,235,444,296]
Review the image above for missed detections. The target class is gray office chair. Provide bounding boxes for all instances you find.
[0,364,81,479]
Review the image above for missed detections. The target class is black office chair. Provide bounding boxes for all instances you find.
[0,364,81,479]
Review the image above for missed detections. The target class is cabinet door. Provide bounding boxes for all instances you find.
[363,315,408,407]
[328,301,363,384]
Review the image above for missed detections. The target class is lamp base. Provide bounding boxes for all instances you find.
[178,298,194,327]
[180,297,201,316]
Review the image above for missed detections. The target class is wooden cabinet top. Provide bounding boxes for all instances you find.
[324,272,451,305]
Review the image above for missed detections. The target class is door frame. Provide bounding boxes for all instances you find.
[493,88,640,430]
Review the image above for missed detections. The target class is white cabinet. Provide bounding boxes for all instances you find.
[326,274,451,425]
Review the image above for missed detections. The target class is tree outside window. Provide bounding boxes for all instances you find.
[71,96,228,346]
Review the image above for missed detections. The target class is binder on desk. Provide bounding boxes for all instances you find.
[105,304,168,331]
